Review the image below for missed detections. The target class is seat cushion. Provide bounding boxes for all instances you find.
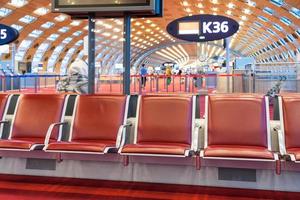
[287,148,300,161]
[121,142,191,155]
[204,145,274,160]
[46,140,116,153]
[0,138,45,150]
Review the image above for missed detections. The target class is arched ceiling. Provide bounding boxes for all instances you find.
[0,0,299,74]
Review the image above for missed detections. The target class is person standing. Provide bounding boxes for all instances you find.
[140,64,147,88]
[166,66,172,86]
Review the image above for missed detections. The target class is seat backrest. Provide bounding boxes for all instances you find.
[71,95,127,141]
[11,94,65,140]
[207,94,269,147]
[0,94,9,120]
[280,95,300,149]
[136,95,193,145]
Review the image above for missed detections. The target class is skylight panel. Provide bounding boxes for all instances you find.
[75,40,83,46]
[290,7,300,19]
[270,0,284,7]
[280,17,292,26]
[34,7,49,16]
[279,38,286,45]
[0,7,12,17]
[254,22,262,27]
[73,31,82,37]
[58,26,69,33]
[19,15,36,24]
[47,34,60,41]
[273,23,282,31]
[41,21,54,29]
[8,0,28,8]
[258,16,269,22]
[267,28,275,35]
[28,29,43,38]
[11,24,23,31]
[286,34,294,42]
[55,14,67,22]
[263,7,274,15]
[62,37,73,44]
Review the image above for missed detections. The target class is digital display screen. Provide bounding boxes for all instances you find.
[55,0,151,7]
[52,0,161,18]
[178,22,200,35]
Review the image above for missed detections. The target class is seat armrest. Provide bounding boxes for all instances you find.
[44,122,67,146]
[277,130,287,155]
[192,122,201,152]
[0,121,9,125]
[116,122,133,149]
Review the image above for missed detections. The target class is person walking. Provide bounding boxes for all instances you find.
[140,64,148,88]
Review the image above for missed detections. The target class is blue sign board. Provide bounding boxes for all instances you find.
[0,24,19,45]
[167,15,239,42]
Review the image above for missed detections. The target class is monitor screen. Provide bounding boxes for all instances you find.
[56,0,150,7]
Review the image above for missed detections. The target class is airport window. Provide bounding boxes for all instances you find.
[60,47,77,74]
[15,39,33,61]
[47,45,65,71]
[32,42,50,70]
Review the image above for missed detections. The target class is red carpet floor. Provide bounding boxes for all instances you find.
[0,174,298,200]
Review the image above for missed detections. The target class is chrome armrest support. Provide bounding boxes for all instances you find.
[192,122,201,152]
[277,130,287,156]
[44,122,67,146]
[116,122,133,149]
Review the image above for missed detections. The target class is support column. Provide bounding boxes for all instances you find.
[226,37,231,93]
[88,13,96,94]
[123,15,131,95]
[225,37,231,74]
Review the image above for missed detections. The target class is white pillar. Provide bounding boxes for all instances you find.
[226,37,231,74]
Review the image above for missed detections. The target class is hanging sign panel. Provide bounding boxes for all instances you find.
[167,15,239,42]
[0,24,19,45]
[52,0,163,18]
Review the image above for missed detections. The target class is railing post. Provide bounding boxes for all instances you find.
[156,75,159,93]
[34,76,37,93]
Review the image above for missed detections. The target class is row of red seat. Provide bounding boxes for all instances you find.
[0,93,298,175]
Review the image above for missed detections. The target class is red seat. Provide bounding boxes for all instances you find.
[279,95,300,162]
[0,94,65,151]
[201,95,278,167]
[120,95,195,158]
[204,145,274,160]
[0,94,9,121]
[45,95,128,154]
